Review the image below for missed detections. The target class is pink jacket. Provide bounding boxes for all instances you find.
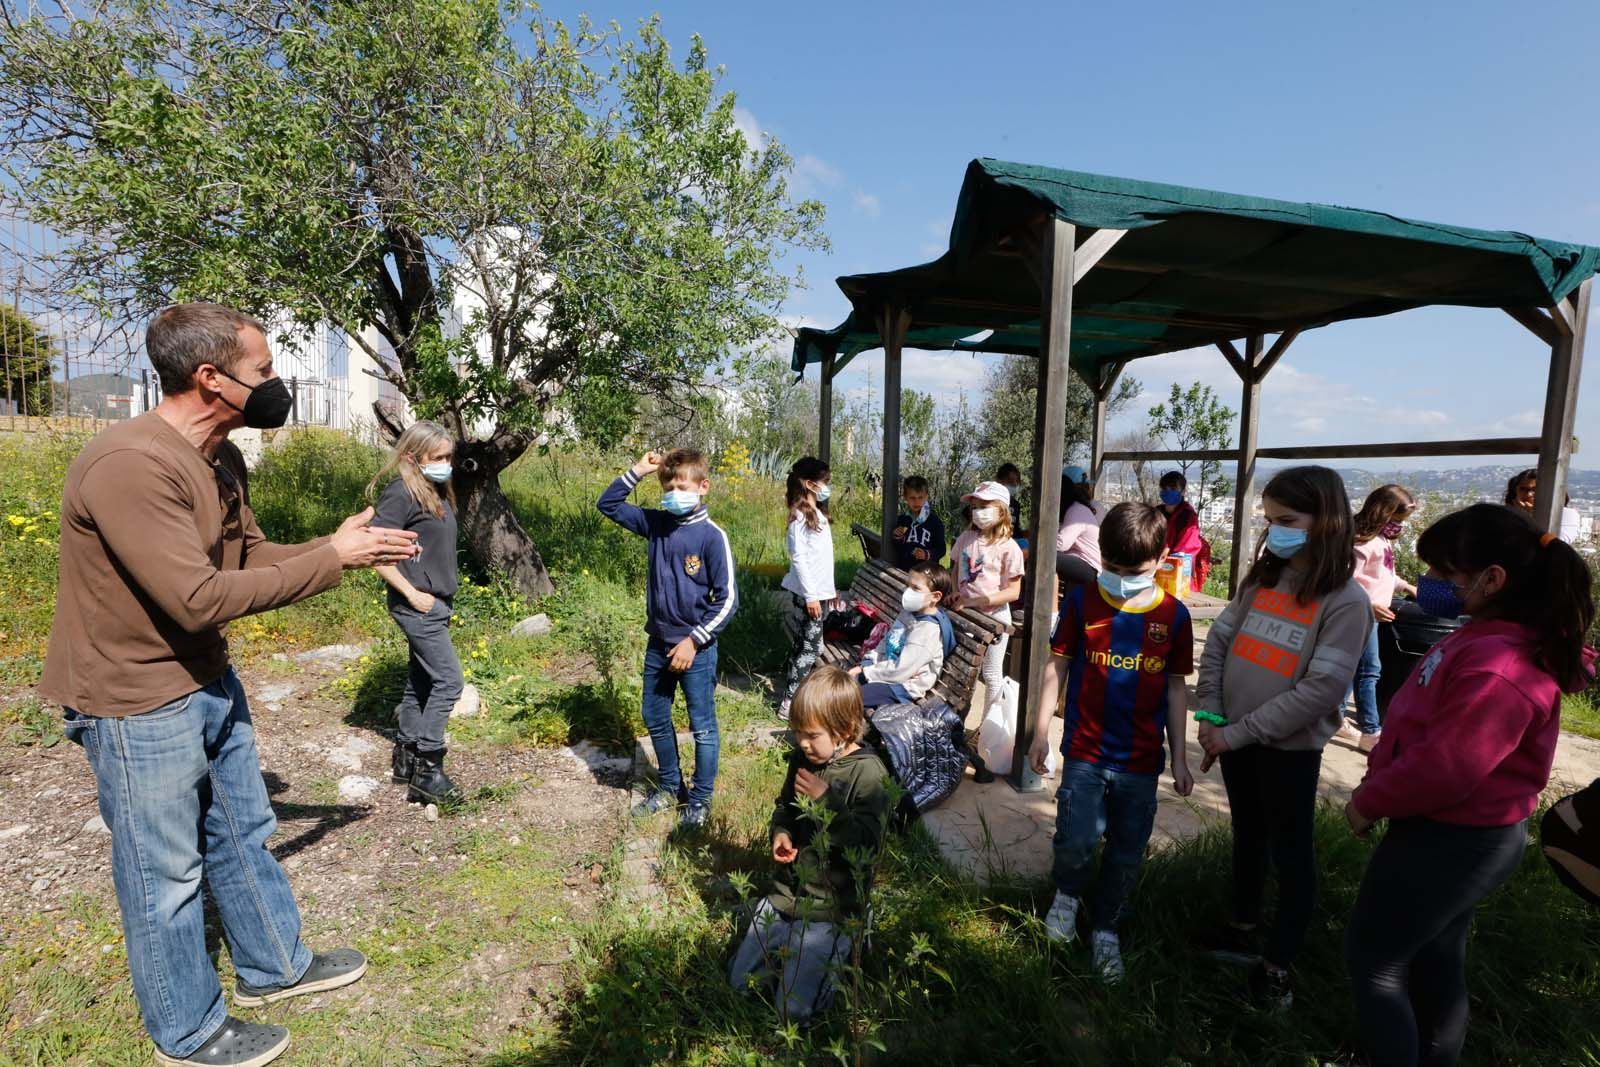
[1163,503,1207,592]
[1353,620,1570,827]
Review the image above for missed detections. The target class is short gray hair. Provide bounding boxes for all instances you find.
[146,303,267,395]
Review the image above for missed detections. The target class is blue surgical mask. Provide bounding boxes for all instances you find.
[1265,524,1308,558]
[661,489,701,516]
[1160,489,1183,507]
[420,462,452,484]
[1098,570,1155,600]
[814,482,832,503]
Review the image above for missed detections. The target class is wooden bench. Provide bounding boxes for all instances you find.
[851,522,883,562]
[820,556,1008,716]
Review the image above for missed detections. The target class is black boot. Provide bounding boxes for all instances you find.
[391,741,417,784]
[407,748,463,805]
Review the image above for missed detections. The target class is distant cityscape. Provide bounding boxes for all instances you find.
[1099,463,1599,546]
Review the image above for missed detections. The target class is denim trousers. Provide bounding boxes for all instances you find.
[387,592,463,752]
[64,670,312,1058]
[640,636,720,806]
[1051,758,1160,930]
[1350,618,1383,734]
[727,897,854,1024]
[1345,817,1528,1067]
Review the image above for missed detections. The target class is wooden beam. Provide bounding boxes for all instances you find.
[1534,279,1591,532]
[1071,228,1130,284]
[1102,436,1545,464]
[1216,339,1246,379]
[1089,361,1126,494]
[878,305,910,560]
[1503,306,1561,348]
[1257,328,1300,378]
[1229,335,1264,596]
[817,355,835,465]
[1015,218,1075,793]
[1549,298,1577,338]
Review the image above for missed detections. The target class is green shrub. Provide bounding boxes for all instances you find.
[249,427,383,542]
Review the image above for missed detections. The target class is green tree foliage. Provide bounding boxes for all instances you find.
[0,0,825,596]
[1146,381,1236,513]
[975,355,1140,486]
[0,306,55,416]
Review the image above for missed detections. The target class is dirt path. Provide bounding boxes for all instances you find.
[0,647,640,1056]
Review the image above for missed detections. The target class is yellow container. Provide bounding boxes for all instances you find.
[1155,557,1184,599]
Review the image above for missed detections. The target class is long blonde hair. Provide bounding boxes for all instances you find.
[367,420,456,518]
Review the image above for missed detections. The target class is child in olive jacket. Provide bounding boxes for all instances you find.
[728,666,891,1023]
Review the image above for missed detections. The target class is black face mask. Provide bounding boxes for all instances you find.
[218,370,293,429]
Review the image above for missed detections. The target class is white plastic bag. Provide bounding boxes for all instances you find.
[976,678,1020,777]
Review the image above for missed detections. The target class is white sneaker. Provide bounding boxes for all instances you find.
[1043,892,1079,943]
[1358,730,1382,754]
[1091,929,1124,982]
[1334,719,1362,744]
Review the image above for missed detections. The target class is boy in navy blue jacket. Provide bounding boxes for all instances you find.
[891,475,946,569]
[598,449,738,828]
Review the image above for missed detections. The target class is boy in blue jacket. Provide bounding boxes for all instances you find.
[598,449,739,828]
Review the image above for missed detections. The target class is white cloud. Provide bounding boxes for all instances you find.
[852,191,881,218]
[1485,408,1542,436]
[731,105,764,151]
[791,154,843,199]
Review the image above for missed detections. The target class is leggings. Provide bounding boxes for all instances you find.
[979,622,1011,716]
[1218,745,1323,968]
[777,593,825,711]
[1345,817,1527,1067]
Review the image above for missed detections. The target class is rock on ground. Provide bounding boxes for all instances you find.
[451,684,482,719]
[509,614,552,639]
[293,644,367,668]
[338,775,382,802]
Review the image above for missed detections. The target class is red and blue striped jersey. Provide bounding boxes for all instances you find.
[1049,584,1194,775]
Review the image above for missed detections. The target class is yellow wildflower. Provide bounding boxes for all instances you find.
[6,515,24,527]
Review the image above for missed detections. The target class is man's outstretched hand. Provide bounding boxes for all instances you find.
[332,508,420,570]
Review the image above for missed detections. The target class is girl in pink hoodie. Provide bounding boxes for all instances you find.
[1344,503,1594,1067]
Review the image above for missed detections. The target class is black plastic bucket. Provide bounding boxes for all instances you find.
[1376,599,1465,715]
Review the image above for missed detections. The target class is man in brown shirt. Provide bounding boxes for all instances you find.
[43,303,418,1067]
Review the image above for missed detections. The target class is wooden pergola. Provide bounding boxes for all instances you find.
[794,159,1599,792]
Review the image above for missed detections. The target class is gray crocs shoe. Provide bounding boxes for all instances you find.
[153,1016,289,1067]
[234,948,368,1007]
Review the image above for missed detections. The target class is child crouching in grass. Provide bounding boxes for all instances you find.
[728,666,892,1024]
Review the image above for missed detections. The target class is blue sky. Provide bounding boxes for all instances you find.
[551,0,1600,468]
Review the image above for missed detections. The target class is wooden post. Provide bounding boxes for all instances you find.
[878,306,909,560]
[1013,217,1075,792]
[1534,278,1592,532]
[1088,361,1125,495]
[818,355,835,466]
[1229,335,1264,597]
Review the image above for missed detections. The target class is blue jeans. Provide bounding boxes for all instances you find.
[858,679,912,708]
[63,670,311,1058]
[641,636,720,807]
[1050,759,1159,930]
[1351,618,1382,734]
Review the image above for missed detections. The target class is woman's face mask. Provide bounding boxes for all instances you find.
[971,506,999,530]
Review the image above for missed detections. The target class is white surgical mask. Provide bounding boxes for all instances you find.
[661,489,701,516]
[971,506,999,530]
[813,481,832,503]
[420,462,452,484]
[901,589,928,613]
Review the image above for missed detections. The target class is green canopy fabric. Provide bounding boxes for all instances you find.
[793,159,1600,378]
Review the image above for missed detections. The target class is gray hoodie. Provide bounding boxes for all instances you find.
[1196,567,1371,752]
[859,611,945,700]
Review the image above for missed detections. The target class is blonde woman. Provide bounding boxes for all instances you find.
[369,420,464,805]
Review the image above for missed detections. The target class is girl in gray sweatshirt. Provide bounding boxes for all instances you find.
[1193,466,1371,1011]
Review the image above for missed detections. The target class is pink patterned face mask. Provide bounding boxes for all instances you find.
[1381,521,1403,539]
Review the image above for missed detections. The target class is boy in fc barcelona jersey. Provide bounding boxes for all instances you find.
[1026,502,1194,980]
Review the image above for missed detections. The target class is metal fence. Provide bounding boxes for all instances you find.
[2,206,354,429]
